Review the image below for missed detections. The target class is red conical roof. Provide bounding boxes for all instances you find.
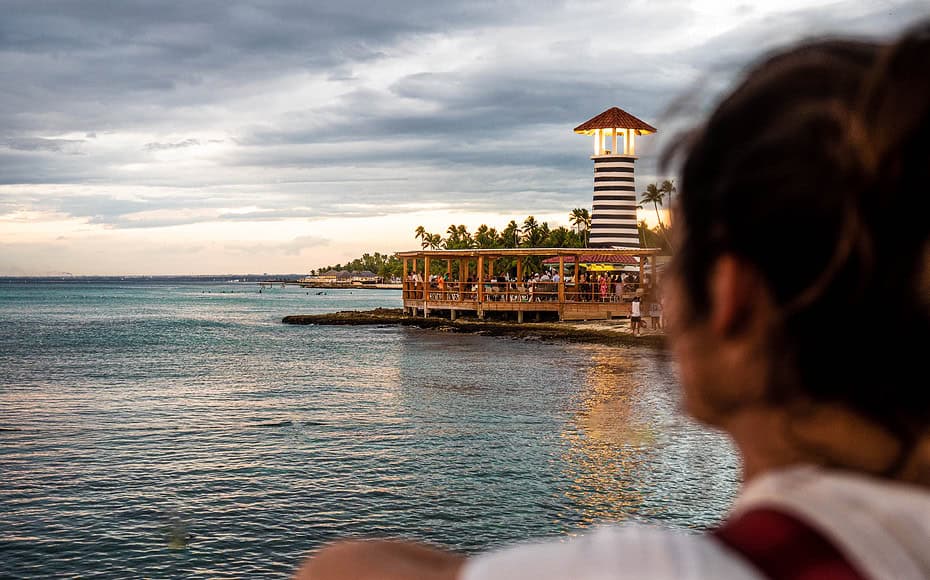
[574,107,657,135]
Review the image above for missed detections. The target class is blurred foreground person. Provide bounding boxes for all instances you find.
[296,20,930,580]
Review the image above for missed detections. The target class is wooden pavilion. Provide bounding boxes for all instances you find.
[396,247,663,322]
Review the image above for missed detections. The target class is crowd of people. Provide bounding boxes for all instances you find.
[405,269,662,310]
[403,268,665,331]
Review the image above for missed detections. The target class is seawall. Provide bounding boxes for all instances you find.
[282,308,665,349]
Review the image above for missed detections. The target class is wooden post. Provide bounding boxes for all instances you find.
[487,257,495,301]
[573,258,580,302]
[651,255,657,292]
[459,258,466,302]
[401,258,410,302]
[516,257,523,282]
[477,255,484,304]
[446,260,452,301]
[423,255,430,316]
[558,256,565,303]
[412,258,417,304]
[638,254,644,295]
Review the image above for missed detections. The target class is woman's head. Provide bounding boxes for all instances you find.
[665,22,930,458]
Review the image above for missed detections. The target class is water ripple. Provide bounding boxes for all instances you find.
[0,282,739,578]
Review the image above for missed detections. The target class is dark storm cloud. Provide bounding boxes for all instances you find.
[0,0,548,132]
[4,137,85,152]
[143,139,201,151]
[244,73,671,146]
[1,0,925,231]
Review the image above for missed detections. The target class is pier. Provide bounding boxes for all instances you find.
[257,280,298,288]
[397,248,662,322]
[256,280,401,290]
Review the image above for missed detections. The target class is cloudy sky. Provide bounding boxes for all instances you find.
[1,0,924,275]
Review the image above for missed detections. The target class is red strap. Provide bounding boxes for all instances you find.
[713,508,868,580]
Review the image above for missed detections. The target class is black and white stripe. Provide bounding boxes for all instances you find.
[589,155,639,248]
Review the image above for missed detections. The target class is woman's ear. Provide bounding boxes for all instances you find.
[708,255,770,338]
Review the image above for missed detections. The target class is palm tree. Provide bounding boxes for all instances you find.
[641,183,667,240]
[500,220,521,248]
[522,216,542,247]
[415,226,429,249]
[445,224,461,248]
[638,219,649,248]
[457,224,474,248]
[426,233,443,250]
[660,179,677,228]
[545,226,574,248]
[474,224,499,248]
[443,224,474,249]
[569,207,591,247]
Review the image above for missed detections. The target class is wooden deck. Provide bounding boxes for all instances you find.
[396,248,662,322]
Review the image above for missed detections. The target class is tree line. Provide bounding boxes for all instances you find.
[308,252,402,280]
[310,183,674,279]
[414,210,592,251]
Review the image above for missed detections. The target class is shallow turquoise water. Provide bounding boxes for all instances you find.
[0,280,739,578]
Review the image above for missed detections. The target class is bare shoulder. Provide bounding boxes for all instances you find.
[294,539,465,580]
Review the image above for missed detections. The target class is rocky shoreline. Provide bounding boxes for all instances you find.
[282,308,665,349]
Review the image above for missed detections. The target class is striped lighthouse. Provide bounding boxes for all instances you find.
[574,107,657,249]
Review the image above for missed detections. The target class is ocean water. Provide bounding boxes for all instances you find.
[0,280,739,578]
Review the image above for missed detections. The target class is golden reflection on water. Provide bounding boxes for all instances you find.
[560,349,658,526]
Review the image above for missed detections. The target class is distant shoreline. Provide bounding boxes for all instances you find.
[282,308,665,349]
[0,276,403,289]
[0,275,306,283]
[295,283,402,290]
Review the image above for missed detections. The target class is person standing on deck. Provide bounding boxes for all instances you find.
[296,21,930,580]
[650,300,662,330]
[630,295,642,336]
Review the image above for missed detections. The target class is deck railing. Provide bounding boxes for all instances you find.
[402,280,645,304]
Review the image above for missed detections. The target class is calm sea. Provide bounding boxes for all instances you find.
[0,280,739,578]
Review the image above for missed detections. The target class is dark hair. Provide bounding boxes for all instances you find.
[666,23,930,444]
